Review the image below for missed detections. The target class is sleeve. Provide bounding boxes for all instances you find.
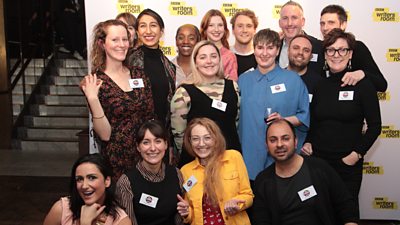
[317,159,359,224]
[231,151,254,210]
[233,81,241,128]
[355,80,382,155]
[295,79,310,131]
[353,41,387,92]
[224,50,238,81]
[115,174,138,225]
[252,174,273,225]
[171,87,191,154]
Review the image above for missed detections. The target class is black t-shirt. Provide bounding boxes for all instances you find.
[235,53,257,76]
[276,162,322,225]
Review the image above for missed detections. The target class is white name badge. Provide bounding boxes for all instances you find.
[211,99,227,112]
[298,185,317,202]
[310,53,318,62]
[139,193,159,208]
[338,91,354,101]
[129,78,144,88]
[183,175,198,192]
[308,94,313,103]
[270,83,286,94]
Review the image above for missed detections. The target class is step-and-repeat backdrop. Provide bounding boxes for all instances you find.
[85,0,399,220]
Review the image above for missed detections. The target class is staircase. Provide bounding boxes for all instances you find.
[13,58,89,153]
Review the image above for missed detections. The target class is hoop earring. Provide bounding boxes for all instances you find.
[323,60,328,70]
[347,59,352,70]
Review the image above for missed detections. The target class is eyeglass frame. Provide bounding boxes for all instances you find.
[190,135,213,145]
[325,48,351,57]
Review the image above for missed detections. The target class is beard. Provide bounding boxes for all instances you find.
[270,146,296,163]
[288,58,308,72]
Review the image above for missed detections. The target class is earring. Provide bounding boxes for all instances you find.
[323,60,328,70]
[347,59,352,70]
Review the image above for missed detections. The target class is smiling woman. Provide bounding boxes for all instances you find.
[115,120,184,225]
[171,41,241,168]
[43,153,132,225]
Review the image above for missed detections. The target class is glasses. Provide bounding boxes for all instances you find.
[325,48,350,56]
[190,135,213,145]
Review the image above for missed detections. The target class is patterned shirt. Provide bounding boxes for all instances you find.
[170,79,240,153]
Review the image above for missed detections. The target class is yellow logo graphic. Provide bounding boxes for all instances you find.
[221,3,245,17]
[272,5,282,19]
[380,125,400,138]
[159,41,176,57]
[363,162,384,175]
[373,197,398,210]
[377,92,390,101]
[386,48,400,62]
[373,8,400,22]
[169,1,197,16]
[117,0,143,14]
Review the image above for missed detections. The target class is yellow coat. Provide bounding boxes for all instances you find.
[181,150,253,225]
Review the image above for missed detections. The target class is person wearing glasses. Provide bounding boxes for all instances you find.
[302,28,381,215]
[176,118,253,225]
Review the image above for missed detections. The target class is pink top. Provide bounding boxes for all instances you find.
[60,197,128,225]
[220,47,238,81]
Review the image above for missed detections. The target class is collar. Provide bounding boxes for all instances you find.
[255,64,281,82]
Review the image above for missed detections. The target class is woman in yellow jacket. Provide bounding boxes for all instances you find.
[177,117,253,225]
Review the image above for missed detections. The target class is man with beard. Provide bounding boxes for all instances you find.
[252,119,358,225]
[287,34,323,96]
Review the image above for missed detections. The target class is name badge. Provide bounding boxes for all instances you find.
[298,185,317,202]
[310,53,318,62]
[211,99,227,112]
[270,83,286,94]
[338,91,354,101]
[183,175,198,192]
[308,94,313,103]
[129,78,144,88]
[139,193,159,208]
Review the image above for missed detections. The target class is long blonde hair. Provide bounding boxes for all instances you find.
[183,118,226,206]
[183,40,225,85]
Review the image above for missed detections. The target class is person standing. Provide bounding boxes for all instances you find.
[81,20,138,180]
[171,41,241,167]
[172,24,201,85]
[200,9,238,81]
[253,119,358,225]
[278,1,324,74]
[302,29,382,216]
[319,4,387,91]
[238,29,309,182]
[230,9,258,76]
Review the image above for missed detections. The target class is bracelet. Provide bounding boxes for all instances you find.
[92,114,105,119]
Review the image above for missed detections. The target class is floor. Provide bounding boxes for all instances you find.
[0,149,398,225]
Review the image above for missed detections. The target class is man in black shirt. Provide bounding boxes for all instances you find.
[319,4,387,91]
[253,119,358,225]
[230,9,258,76]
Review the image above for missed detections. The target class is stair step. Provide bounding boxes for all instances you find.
[20,140,79,152]
[55,59,88,68]
[46,85,83,95]
[12,94,29,104]
[12,75,41,85]
[31,104,88,116]
[20,128,81,141]
[24,116,88,129]
[13,84,34,94]
[58,67,88,76]
[52,76,84,85]
[13,104,22,116]
[41,95,87,105]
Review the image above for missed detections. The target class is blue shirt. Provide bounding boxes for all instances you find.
[238,65,310,180]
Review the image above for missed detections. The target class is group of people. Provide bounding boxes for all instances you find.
[44,1,386,225]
